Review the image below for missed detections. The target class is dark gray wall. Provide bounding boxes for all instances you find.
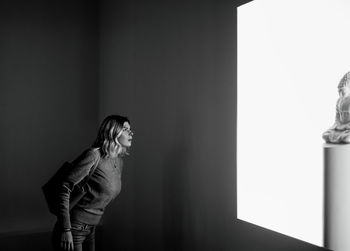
[97,0,328,250]
[0,0,330,250]
[0,0,98,233]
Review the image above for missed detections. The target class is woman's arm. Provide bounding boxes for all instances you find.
[56,149,99,230]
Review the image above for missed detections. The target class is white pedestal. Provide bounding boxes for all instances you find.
[324,143,350,251]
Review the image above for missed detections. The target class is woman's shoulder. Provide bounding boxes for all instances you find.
[87,148,101,162]
[72,148,101,165]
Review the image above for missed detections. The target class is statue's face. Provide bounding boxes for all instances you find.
[338,85,350,97]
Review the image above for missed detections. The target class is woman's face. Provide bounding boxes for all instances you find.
[117,121,133,147]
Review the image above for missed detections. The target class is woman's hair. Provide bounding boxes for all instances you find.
[92,115,131,157]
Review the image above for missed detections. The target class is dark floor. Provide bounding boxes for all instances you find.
[0,227,104,251]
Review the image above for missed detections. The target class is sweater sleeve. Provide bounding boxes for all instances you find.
[57,149,99,229]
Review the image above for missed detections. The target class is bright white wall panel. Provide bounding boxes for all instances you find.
[237,0,350,246]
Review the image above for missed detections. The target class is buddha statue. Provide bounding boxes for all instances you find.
[323,71,350,143]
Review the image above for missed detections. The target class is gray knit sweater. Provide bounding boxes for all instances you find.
[57,148,123,229]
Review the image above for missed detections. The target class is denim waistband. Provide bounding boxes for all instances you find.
[71,220,95,231]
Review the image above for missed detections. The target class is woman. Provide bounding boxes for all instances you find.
[52,115,133,251]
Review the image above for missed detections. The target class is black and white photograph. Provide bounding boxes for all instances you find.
[0,0,345,250]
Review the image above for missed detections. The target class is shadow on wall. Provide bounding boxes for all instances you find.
[162,141,188,251]
[160,109,197,251]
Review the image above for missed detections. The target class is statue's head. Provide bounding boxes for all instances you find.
[338,71,350,97]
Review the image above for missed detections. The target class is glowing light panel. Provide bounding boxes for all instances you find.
[237,0,350,246]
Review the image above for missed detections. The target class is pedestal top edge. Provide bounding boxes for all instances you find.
[323,143,350,148]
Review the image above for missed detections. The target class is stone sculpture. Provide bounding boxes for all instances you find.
[323,71,350,143]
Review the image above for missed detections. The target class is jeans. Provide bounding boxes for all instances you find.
[52,221,96,251]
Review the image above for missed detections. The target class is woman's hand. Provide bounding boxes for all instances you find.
[60,231,74,251]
